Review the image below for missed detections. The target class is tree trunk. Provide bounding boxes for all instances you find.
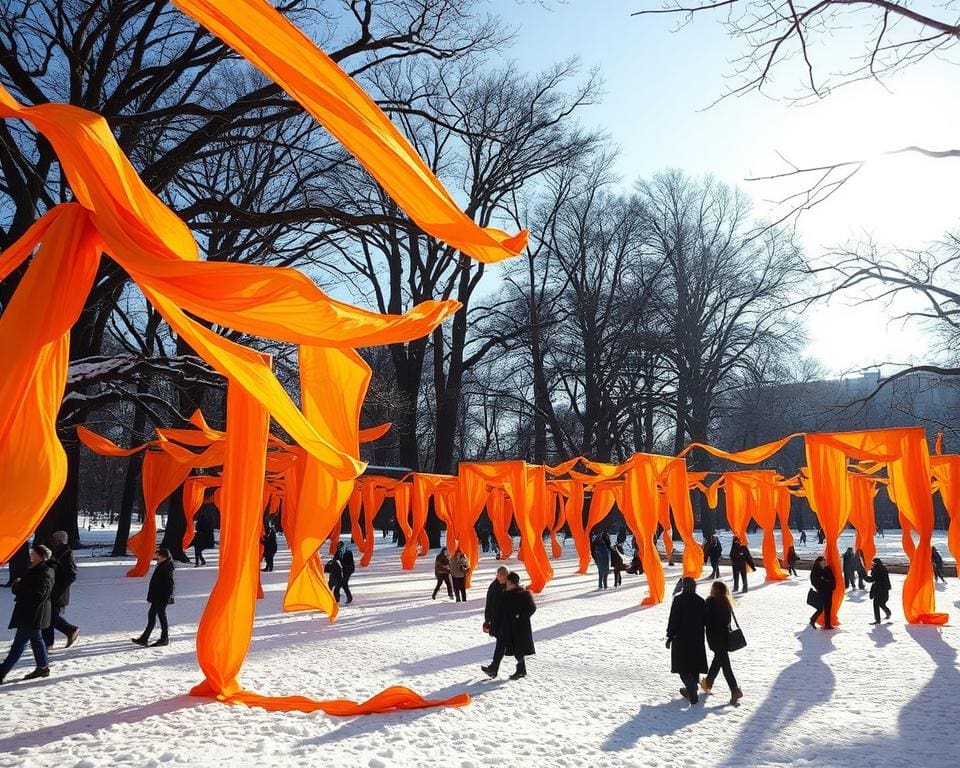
[112,451,143,556]
[35,437,81,548]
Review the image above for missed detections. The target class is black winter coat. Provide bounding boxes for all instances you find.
[485,578,506,634]
[729,542,754,571]
[147,559,175,606]
[340,549,356,577]
[262,530,278,557]
[704,595,733,653]
[842,550,856,576]
[709,540,722,565]
[811,564,836,595]
[50,544,77,609]
[9,560,54,630]
[434,553,451,578]
[499,587,536,656]
[865,563,891,600]
[666,591,708,674]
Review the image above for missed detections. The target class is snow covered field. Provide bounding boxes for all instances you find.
[1,539,957,768]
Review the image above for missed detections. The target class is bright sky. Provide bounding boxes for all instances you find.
[504,0,960,376]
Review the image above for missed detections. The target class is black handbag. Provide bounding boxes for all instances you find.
[806,588,822,609]
[728,610,747,652]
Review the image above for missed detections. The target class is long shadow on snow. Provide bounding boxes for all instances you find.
[713,627,837,766]
[0,694,202,752]
[392,604,639,675]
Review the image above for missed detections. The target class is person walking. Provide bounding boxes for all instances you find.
[798,528,807,547]
[132,548,175,647]
[729,536,754,594]
[932,547,947,583]
[610,541,627,587]
[261,524,278,572]
[0,545,54,684]
[432,547,454,600]
[842,547,857,590]
[666,577,708,705]
[496,571,536,680]
[864,557,893,624]
[335,542,355,604]
[194,512,212,567]
[786,545,799,577]
[809,555,836,630]
[42,531,79,650]
[592,533,611,590]
[855,549,868,590]
[700,581,743,705]
[450,548,470,602]
[481,566,508,678]
[708,534,722,579]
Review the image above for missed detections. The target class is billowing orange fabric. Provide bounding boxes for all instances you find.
[931,455,960,571]
[486,487,514,560]
[183,478,218,551]
[172,0,526,265]
[848,474,879,566]
[358,422,392,443]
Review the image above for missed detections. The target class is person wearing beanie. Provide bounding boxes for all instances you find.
[480,566,509,678]
[43,530,80,650]
[0,545,55,684]
[485,571,536,680]
[864,557,892,625]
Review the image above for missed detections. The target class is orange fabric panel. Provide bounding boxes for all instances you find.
[182,480,209,551]
[681,434,801,464]
[77,426,149,457]
[932,455,960,571]
[656,492,673,561]
[619,457,664,606]
[172,0,526,265]
[848,474,879,565]
[775,484,795,564]
[660,459,704,579]
[359,422,392,443]
[357,480,384,567]
[191,384,269,700]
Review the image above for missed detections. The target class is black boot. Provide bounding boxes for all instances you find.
[150,636,169,647]
[132,636,149,647]
[23,666,50,680]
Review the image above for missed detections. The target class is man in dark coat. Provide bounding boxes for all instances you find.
[932,547,947,583]
[334,542,355,604]
[1,541,30,588]
[809,556,836,630]
[194,513,213,567]
[864,557,892,624]
[133,548,175,647]
[0,545,55,683]
[666,577,708,704]
[729,537,754,594]
[497,571,536,680]
[481,566,509,678]
[708,534,722,579]
[42,531,79,650]
[592,533,611,590]
[842,547,857,590]
[261,524,278,572]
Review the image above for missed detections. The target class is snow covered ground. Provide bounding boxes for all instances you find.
[1,538,957,768]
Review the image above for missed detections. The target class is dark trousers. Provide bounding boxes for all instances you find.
[142,602,169,640]
[263,553,274,571]
[811,589,834,628]
[613,569,622,587]
[934,565,946,583]
[489,635,506,672]
[194,546,206,566]
[334,573,353,603]
[432,574,453,599]
[733,566,747,592]
[873,596,891,622]
[452,576,467,602]
[42,606,78,647]
[679,672,699,701]
[788,565,798,576]
[707,649,739,691]
[597,568,609,589]
[0,627,48,678]
[844,571,856,589]
[710,560,720,579]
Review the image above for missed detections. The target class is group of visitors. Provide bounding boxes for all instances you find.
[590,532,641,589]
[809,553,893,629]
[0,531,83,685]
[432,546,470,601]
[324,542,356,604]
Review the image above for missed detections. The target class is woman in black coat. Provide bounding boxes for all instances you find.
[133,548,175,647]
[864,557,892,624]
[809,556,836,630]
[498,572,536,680]
[666,577,708,704]
[700,581,743,704]
[261,525,278,572]
[0,545,55,684]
